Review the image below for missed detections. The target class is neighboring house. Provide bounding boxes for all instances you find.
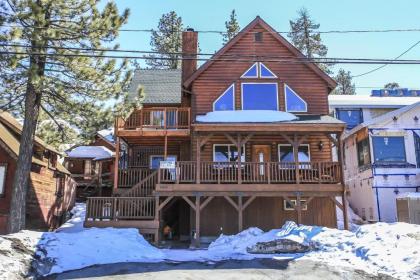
[329,92,420,130]
[64,129,115,199]
[85,17,348,245]
[342,102,420,223]
[0,111,76,234]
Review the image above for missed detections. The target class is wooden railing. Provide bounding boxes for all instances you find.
[159,161,341,184]
[118,107,191,130]
[118,168,154,188]
[122,170,158,197]
[85,197,155,220]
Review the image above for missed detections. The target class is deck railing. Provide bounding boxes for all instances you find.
[118,168,155,188]
[117,107,191,130]
[85,197,155,221]
[158,161,341,184]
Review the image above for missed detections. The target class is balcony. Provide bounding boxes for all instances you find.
[116,107,191,137]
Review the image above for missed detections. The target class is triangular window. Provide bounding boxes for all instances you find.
[284,84,307,112]
[259,63,277,78]
[241,62,259,78]
[213,84,235,111]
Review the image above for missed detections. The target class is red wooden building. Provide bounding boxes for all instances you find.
[85,17,348,245]
[0,111,76,234]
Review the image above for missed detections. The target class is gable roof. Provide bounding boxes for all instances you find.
[128,69,182,104]
[343,101,420,139]
[183,16,337,89]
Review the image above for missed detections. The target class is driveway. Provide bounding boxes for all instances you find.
[43,259,394,280]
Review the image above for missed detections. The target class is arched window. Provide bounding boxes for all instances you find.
[284,84,307,112]
[213,84,235,111]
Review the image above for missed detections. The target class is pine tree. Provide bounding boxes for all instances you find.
[146,11,183,69]
[384,82,400,89]
[288,8,331,73]
[0,0,132,233]
[223,10,240,44]
[332,69,356,95]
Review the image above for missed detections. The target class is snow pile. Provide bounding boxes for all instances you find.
[336,203,365,231]
[66,145,114,160]
[36,204,163,275]
[196,110,298,123]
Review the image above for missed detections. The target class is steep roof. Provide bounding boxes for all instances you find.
[343,101,420,139]
[184,16,337,89]
[128,69,182,104]
[329,95,420,108]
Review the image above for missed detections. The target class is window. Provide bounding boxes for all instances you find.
[150,155,177,169]
[284,84,307,112]
[278,144,310,162]
[415,131,420,168]
[84,160,92,178]
[357,138,371,167]
[372,136,406,163]
[283,199,308,211]
[241,62,258,78]
[213,84,235,111]
[259,63,277,78]
[213,144,245,162]
[0,164,6,197]
[241,83,278,110]
[336,109,363,129]
[254,32,263,42]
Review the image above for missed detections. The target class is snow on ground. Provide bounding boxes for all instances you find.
[196,110,298,123]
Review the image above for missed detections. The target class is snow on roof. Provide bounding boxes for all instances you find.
[397,192,420,199]
[196,110,298,123]
[329,95,420,108]
[66,146,114,160]
[97,128,115,144]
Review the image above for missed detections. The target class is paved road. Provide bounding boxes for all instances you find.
[43,259,392,280]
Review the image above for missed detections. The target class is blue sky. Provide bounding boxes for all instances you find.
[113,0,420,95]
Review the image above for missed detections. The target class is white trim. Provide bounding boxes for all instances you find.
[284,84,308,112]
[259,62,278,78]
[213,84,235,111]
[278,144,311,162]
[149,154,177,169]
[213,144,246,162]
[240,62,259,78]
[241,82,279,111]
[284,199,308,211]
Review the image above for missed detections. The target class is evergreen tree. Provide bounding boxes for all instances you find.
[384,82,400,89]
[288,7,331,73]
[332,69,356,95]
[223,10,240,44]
[146,11,183,69]
[0,0,132,233]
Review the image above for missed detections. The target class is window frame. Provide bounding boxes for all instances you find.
[283,199,308,211]
[149,155,177,169]
[241,62,259,78]
[213,84,235,111]
[259,62,277,78]
[284,84,308,113]
[335,108,363,129]
[372,136,407,163]
[356,138,371,167]
[213,144,246,162]
[241,82,279,111]
[278,144,311,162]
[0,163,7,197]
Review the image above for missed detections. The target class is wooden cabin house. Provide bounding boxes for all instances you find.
[85,17,348,245]
[0,111,76,234]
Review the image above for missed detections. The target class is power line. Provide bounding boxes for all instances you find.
[352,40,420,78]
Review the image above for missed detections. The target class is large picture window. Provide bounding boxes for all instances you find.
[213,84,235,111]
[213,144,245,162]
[0,164,6,196]
[278,144,310,162]
[357,138,371,167]
[372,136,406,163]
[241,83,278,110]
[336,109,363,129]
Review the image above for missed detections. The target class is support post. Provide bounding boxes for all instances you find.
[237,134,242,184]
[296,193,302,225]
[343,191,349,230]
[337,132,349,230]
[113,136,120,193]
[293,134,300,184]
[195,196,201,248]
[238,196,243,232]
[196,136,201,184]
[164,135,168,160]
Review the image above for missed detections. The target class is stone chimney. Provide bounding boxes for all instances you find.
[182,28,198,84]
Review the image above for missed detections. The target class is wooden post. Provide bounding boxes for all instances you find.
[337,132,349,230]
[296,193,302,225]
[293,134,300,184]
[238,196,243,232]
[196,135,201,184]
[237,134,242,184]
[98,162,103,196]
[164,135,168,160]
[195,196,201,248]
[113,136,120,193]
[342,191,349,230]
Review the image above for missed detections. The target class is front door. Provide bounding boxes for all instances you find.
[252,145,271,176]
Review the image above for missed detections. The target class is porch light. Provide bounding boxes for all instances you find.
[318,141,324,151]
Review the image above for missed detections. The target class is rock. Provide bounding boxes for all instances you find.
[247,238,314,254]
